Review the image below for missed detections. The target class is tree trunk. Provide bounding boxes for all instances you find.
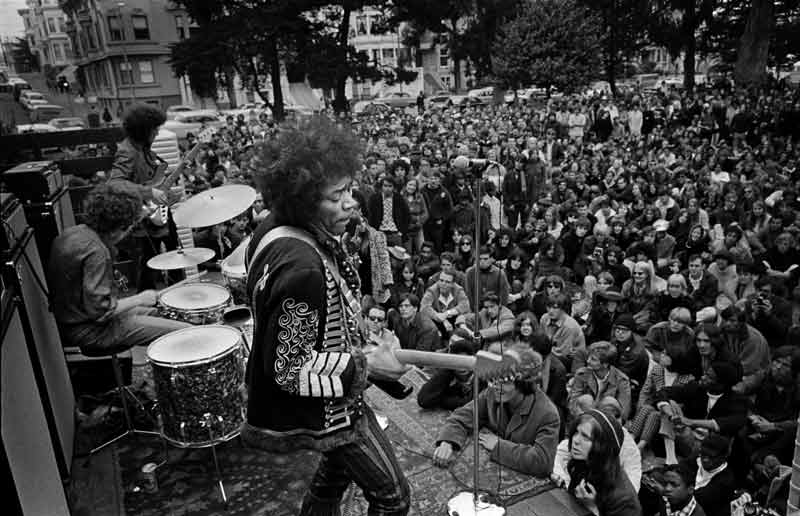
[734,0,775,87]
[682,9,696,94]
[333,4,352,114]
[605,11,618,97]
[268,36,285,122]
[224,67,237,108]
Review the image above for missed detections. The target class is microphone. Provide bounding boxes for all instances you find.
[452,155,499,169]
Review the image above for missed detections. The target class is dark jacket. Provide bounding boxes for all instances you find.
[694,466,736,516]
[654,382,749,437]
[422,184,454,222]
[366,191,410,235]
[242,218,368,452]
[684,272,719,312]
[108,137,163,200]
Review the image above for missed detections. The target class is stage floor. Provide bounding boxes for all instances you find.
[69,359,589,515]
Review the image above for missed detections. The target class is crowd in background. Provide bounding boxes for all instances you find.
[171,76,800,516]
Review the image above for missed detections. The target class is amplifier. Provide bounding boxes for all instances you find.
[22,186,75,266]
[1,161,63,202]
[1,193,27,251]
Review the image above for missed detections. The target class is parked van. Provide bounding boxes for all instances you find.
[29,104,65,123]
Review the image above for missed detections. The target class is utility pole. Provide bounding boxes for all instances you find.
[116,2,136,102]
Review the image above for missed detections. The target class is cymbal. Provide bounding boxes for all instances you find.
[147,247,215,270]
[172,184,257,228]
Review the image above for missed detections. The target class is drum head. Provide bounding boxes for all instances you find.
[159,283,230,310]
[147,325,241,365]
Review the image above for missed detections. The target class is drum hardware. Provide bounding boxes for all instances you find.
[222,305,253,355]
[221,235,251,305]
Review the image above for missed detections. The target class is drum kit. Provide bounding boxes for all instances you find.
[137,185,258,501]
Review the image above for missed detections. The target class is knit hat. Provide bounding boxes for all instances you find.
[613,313,635,330]
[587,408,624,456]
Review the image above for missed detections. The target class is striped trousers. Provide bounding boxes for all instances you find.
[300,407,411,516]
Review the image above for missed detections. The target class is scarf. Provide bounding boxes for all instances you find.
[366,226,393,304]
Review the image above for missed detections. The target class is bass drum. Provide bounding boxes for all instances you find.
[147,325,245,447]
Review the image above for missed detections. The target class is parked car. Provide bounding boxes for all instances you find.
[428,91,456,108]
[29,104,64,123]
[19,91,48,110]
[11,79,31,101]
[162,110,225,139]
[375,91,417,109]
[165,104,197,120]
[16,123,57,134]
[467,86,494,105]
[48,117,86,131]
[353,100,392,115]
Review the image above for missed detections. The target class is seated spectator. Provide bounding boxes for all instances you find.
[621,261,660,333]
[389,260,426,309]
[655,274,695,323]
[646,308,699,379]
[453,292,515,349]
[684,254,719,312]
[414,241,440,284]
[505,247,533,313]
[388,293,440,352]
[628,345,696,453]
[427,251,466,288]
[551,409,641,516]
[569,341,633,421]
[657,462,707,516]
[732,346,800,482]
[432,344,560,477]
[707,249,738,307]
[540,292,587,372]
[465,246,510,311]
[417,341,479,411]
[740,277,792,347]
[718,305,770,391]
[420,271,470,337]
[528,331,568,423]
[514,310,541,346]
[585,286,626,342]
[655,361,748,461]
[610,313,650,392]
[527,274,572,321]
[694,434,737,516]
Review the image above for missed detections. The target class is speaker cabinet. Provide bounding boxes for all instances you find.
[2,228,75,477]
[21,186,75,266]
[1,290,71,515]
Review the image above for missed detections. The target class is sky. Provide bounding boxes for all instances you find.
[0,0,26,41]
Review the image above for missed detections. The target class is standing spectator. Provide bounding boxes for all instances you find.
[540,292,587,372]
[464,246,510,311]
[367,175,410,247]
[422,171,453,253]
[403,178,429,255]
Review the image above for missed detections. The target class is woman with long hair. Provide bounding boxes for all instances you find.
[676,223,711,267]
[554,410,641,516]
[621,261,659,333]
[389,260,426,309]
[506,247,533,312]
[454,235,474,271]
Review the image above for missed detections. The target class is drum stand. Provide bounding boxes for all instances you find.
[204,414,230,503]
[91,354,168,467]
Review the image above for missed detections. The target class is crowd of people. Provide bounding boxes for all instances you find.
[169,77,800,516]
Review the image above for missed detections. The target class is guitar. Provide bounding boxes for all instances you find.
[144,142,203,226]
[392,349,524,381]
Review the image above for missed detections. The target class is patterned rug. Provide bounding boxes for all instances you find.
[71,365,553,515]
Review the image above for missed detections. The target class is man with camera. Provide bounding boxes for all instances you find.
[741,277,792,346]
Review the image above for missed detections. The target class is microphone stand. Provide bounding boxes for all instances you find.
[447,163,505,516]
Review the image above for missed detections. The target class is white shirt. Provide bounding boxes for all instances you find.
[706,392,723,415]
[695,457,728,489]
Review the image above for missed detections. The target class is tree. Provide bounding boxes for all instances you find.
[492,0,602,93]
[581,0,650,96]
[647,0,717,92]
[734,0,775,85]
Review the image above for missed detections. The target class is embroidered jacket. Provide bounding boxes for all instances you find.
[242,217,369,452]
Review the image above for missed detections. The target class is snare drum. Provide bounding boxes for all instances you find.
[147,325,245,447]
[221,235,251,306]
[158,283,231,324]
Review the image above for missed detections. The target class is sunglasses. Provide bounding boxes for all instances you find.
[368,315,385,322]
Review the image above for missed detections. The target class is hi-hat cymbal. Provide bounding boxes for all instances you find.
[147,247,215,270]
[172,184,257,228]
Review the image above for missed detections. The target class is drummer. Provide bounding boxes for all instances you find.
[47,183,190,356]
